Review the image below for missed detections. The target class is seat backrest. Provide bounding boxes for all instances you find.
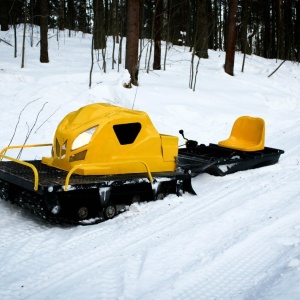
[218,116,265,151]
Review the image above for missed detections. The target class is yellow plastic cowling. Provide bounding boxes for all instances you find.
[161,134,178,162]
[218,116,265,152]
[42,103,178,176]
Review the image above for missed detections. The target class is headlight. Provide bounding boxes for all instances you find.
[72,126,98,150]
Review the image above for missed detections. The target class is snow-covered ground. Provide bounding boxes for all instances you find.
[0,26,300,300]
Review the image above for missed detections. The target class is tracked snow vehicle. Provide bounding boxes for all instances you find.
[0,105,284,225]
[0,103,195,224]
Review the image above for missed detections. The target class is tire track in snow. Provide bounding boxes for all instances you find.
[3,193,291,299]
[139,210,300,300]
[0,191,235,299]
[126,174,300,299]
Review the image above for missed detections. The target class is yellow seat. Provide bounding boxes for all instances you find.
[218,116,265,151]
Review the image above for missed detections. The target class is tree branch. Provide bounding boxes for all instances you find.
[17,102,48,159]
[0,38,13,46]
[268,60,286,78]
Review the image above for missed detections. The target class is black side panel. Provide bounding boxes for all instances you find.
[110,182,154,205]
[55,188,102,220]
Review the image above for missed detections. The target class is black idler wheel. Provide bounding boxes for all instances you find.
[77,206,89,219]
[103,205,117,219]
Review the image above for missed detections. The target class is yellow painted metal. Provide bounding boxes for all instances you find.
[64,160,154,191]
[42,103,178,176]
[0,154,39,191]
[218,116,265,151]
[0,143,52,159]
[0,144,52,190]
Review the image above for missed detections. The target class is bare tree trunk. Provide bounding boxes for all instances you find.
[118,35,123,71]
[284,0,292,60]
[276,0,284,59]
[67,0,76,34]
[213,0,219,50]
[89,36,94,88]
[240,0,249,72]
[40,0,49,63]
[111,0,119,43]
[14,22,17,58]
[188,0,196,51]
[169,0,188,45]
[296,0,300,62]
[189,48,195,89]
[147,39,153,74]
[163,0,171,70]
[58,0,65,31]
[189,45,201,91]
[102,46,107,72]
[153,0,162,70]
[118,0,125,69]
[78,0,87,33]
[105,0,109,35]
[112,35,116,69]
[223,0,228,51]
[21,1,27,68]
[271,0,277,58]
[207,0,213,49]
[224,0,238,76]
[218,0,223,50]
[9,4,17,56]
[263,0,271,58]
[240,0,249,54]
[30,0,34,47]
[0,0,12,31]
[194,0,209,58]
[193,57,200,91]
[93,0,106,49]
[125,0,140,86]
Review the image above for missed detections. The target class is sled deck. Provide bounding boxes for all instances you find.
[0,159,195,225]
[178,115,284,177]
[178,144,284,177]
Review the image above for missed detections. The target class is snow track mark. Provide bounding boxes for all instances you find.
[142,211,300,300]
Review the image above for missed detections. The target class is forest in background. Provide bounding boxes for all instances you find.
[1,0,299,84]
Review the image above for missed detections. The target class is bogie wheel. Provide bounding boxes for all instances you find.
[132,194,141,203]
[78,206,89,219]
[156,192,165,200]
[104,205,117,220]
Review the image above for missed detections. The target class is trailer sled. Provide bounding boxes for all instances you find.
[177,116,284,176]
[178,143,284,177]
